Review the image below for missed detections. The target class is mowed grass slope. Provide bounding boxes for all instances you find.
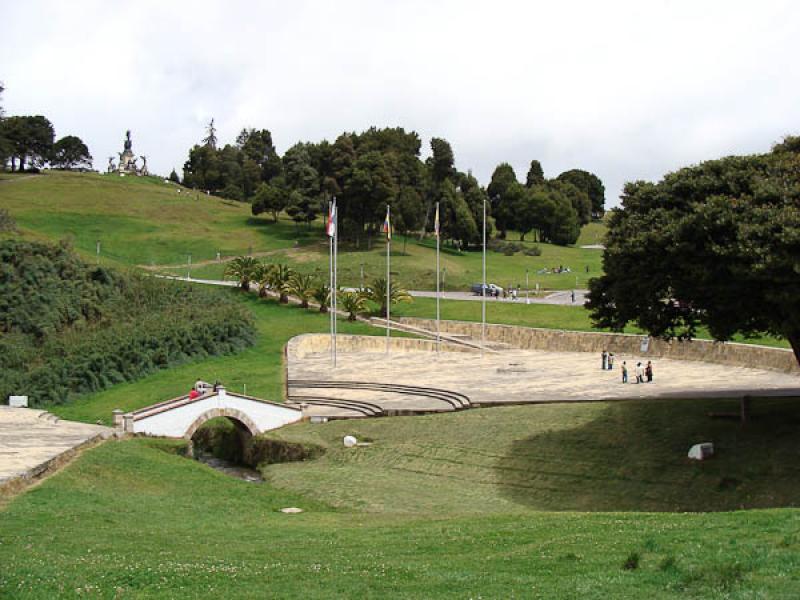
[1,171,604,290]
[264,397,800,514]
[2,404,800,598]
[0,171,314,266]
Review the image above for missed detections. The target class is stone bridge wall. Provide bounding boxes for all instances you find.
[397,318,800,374]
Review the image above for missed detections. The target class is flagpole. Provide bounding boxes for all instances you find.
[435,201,440,353]
[481,196,486,357]
[329,200,335,367]
[386,204,391,354]
[333,198,338,368]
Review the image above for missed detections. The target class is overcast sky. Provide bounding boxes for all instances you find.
[2,0,799,206]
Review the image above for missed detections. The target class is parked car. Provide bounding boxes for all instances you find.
[470,283,504,296]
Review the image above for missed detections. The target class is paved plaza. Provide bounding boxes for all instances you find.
[289,339,800,416]
[0,407,109,486]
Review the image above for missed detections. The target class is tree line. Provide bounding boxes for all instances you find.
[0,83,93,172]
[182,121,605,247]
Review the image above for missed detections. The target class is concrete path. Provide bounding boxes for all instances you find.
[0,407,110,487]
[409,289,588,305]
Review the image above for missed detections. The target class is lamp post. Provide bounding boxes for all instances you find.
[526,268,529,305]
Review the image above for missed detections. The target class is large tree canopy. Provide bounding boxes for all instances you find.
[51,135,92,170]
[587,137,800,365]
[556,169,605,218]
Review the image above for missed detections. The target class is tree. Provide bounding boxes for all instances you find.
[429,137,456,185]
[169,169,180,184]
[1,115,54,171]
[339,290,367,321]
[439,180,478,247]
[525,160,545,187]
[0,82,8,170]
[392,187,424,251]
[549,179,591,226]
[224,256,260,290]
[312,283,331,313]
[220,182,243,201]
[587,136,800,367]
[203,119,217,149]
[556,169,605,218]
[365,277,412,318]
[487,163,518,237]
[287,272,315,309]
[51,135,92,170]
[251,181,287,222]
[266,263,294,303]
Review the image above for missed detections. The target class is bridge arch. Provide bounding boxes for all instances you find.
[183,407,260,440]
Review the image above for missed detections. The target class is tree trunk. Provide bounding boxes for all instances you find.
[788,332,800,368]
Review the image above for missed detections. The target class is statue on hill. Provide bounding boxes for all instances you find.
[107,156,116,173]
[115,130,147,176]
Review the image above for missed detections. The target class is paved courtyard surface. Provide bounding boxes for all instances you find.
[0,407,110,485]
[289,344,800,415]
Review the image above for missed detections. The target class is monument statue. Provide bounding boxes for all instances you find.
[107,156,116,173]
[116,130,147,176]
[140,155,149,176]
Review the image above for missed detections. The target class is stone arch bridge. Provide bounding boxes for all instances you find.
[116,386,302,440]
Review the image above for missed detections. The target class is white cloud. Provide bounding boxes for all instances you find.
[1,0,798,205]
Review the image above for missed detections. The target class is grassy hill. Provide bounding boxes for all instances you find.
[2,397,799,598]
[1,171,604,290]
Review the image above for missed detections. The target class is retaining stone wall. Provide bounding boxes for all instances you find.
[398,318,800,374]
[287,333,474,359]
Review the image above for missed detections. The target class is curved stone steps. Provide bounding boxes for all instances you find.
[288,395,384,417]
[288,380,471,411]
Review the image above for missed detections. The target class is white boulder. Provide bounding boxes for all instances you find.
[343,435,358,448]
[688,442,714,460]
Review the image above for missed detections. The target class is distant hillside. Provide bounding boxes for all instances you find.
[1,171,606,291]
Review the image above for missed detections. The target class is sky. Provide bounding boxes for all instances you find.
[1,0,799,207]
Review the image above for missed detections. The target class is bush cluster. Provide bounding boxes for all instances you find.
[0,240,255,407]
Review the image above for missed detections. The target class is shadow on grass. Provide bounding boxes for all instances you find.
[495,397,800,512]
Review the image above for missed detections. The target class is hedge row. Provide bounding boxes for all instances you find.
[0,239,256,407]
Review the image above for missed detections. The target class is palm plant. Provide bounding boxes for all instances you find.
[253,263,274,298]
[288,272,315,309]
[223,256,260,291]
[365,277,412,318]
[312,283,331,313]
[266,263,294,303]
[339,290,367,321]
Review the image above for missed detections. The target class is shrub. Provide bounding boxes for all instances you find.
[0,241,256,407]
[524,245,542,256]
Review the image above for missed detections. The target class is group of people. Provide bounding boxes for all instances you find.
[601,350,654,384]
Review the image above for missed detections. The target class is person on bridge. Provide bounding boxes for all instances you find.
[621,361,628,383]
[645,361,654,383]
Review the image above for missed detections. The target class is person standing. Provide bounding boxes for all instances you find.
[601,350,608,370]
[608,353,614,370]
[621,361,628,383]
[635,362,644,384]
[646,361,653,383]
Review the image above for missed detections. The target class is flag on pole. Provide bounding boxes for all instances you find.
[434,203,440,238]
[326,202,336,237]
[381,207,392,240]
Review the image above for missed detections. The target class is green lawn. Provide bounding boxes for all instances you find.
[1,171,604,291]
[392,297,790,348]
[0,171,314,266]
[2,399,800,598]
